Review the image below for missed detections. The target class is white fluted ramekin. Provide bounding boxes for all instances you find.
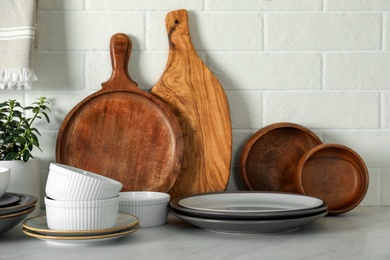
[0,167,10,198]
[119,192,170,228]
[46,163,122,201]
[45,196,119,230]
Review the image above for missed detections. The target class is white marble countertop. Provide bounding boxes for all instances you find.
[1,207,389,260]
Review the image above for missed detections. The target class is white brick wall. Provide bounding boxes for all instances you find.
[265,13,382,50]
[2,0,390,206]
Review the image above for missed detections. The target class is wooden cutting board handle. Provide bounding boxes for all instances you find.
[101,33,138,91]
[151,9,232,198]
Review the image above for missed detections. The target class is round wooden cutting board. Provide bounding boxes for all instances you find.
[151,9,232,199]
[56,33,183,192]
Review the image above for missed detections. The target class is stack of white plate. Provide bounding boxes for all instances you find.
[0,193,36,234]
[22,214,140,245]
[170,191,327,234]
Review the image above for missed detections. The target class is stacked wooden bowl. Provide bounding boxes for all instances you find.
[240,122,369,215]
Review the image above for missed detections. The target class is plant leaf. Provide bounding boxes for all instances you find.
[31,128,41,136]
[11,129,25,135]
[42,112,50,123]
[22,151,30,162]
[5,152,18,160]
[0,96,50,162]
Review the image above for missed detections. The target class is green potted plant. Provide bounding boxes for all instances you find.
[0,97,50,216]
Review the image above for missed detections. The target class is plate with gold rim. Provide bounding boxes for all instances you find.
[23,213,139,237]
[22,225,140,245]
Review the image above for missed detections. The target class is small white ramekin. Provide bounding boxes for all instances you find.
[0,167,10,198]
[45,163,122,201]
[119,192,170,228]
[45,196,119,230]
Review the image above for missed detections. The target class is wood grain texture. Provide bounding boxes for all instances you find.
[240,122,322,193]
[151,9,232,198]
[56,33,183,192]
[296,143,369,215]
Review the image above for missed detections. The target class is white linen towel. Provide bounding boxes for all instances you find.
[0,0,37,90]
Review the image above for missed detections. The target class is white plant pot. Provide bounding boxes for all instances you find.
[0,158,41,217]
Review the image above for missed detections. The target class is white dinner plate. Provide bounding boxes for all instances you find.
[23,213,139,237]
[178,192,324,213]
[171,201,327,220]
[172,210,327,234]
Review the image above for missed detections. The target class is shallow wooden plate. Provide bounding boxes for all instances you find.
[296,143,369,215]
[240,122,322,192]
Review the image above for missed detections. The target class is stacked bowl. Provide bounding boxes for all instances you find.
[0,167,37,234]
[44,163,123,231]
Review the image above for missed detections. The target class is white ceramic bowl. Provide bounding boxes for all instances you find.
[46,163,122,201]
[119,192,170,228]
[45,196,119,230]
[0,167,11,198]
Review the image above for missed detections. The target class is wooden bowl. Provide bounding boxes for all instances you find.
[296,144,369,215]
[240,122,322,192]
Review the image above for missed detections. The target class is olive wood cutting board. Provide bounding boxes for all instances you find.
[56,33,183,192]
[151,9,232,198]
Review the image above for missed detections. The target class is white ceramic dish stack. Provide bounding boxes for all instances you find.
[42,163,125,232]
[119,192,170,228]
[170,191,328,234]
[23,163,140,245]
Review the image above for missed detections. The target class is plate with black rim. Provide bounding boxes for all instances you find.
[177,192,324,212]
[0,193,20,208]
[172,209,327,234]
[0,206,35,234]
[0,193,36,216]
[170,191,327,220]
